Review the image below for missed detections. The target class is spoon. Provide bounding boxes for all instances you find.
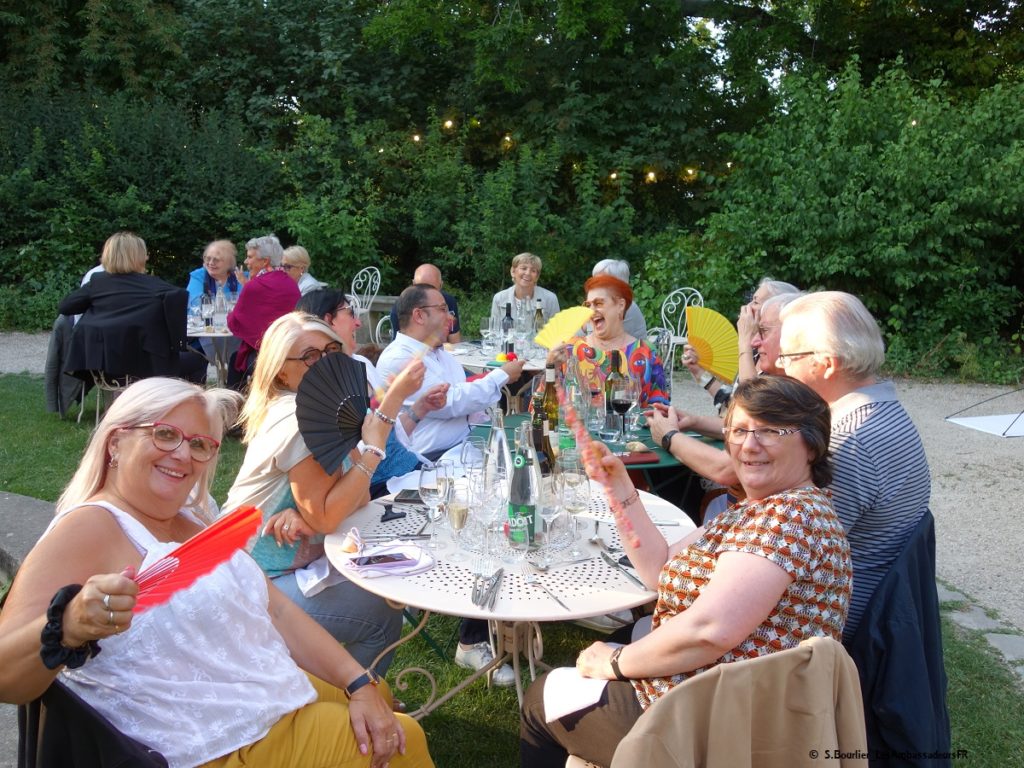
[589,535,619,555]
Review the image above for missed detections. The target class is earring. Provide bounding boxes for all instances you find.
[109,455,119,469]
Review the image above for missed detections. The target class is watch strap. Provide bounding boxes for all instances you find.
[344,669,380,698]
[661,429,680,452]
[609,646,628,681]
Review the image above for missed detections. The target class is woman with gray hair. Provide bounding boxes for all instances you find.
[777,290,929,640]
[226,234,300,383]
[0,377,434,767]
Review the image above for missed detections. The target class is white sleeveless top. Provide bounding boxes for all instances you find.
[50,501,316,768]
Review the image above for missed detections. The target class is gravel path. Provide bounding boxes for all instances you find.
[3,332,1023,631]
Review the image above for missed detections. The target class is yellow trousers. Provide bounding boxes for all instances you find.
[199,675,434,768]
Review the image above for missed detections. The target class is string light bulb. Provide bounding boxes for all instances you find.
[443,119,454,129]
[646,171,657,182]
[412,134,421,142]
[609,172,618,180]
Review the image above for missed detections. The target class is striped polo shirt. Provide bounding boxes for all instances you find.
[829,380,931,639]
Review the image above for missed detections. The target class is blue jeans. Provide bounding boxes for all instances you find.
[273,571,403,675]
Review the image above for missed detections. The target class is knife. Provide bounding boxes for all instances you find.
[600,551,647,590]
[484,568,504,610]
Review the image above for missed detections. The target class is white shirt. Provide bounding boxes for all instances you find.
[376,332,509,455]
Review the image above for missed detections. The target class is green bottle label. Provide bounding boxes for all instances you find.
[507,503,536,544]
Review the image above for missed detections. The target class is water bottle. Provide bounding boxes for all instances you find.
[485,407,512,491]
[212,287,228,331]
[507,422,540,548]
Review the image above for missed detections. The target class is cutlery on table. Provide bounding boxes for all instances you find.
[483,569,504,611]
[522,564,571,611]
[600,550,647,590]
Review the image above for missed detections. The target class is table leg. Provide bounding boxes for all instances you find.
[490,620,550,706]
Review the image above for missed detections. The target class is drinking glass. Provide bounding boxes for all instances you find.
[419,462,451,551]
[556,451,591,558]
[200,295,214,331]
[447,480,471,561]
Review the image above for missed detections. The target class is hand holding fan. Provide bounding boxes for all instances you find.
[133,506,261,614]
[296,352,370,475]
[685,306,740,383]
[535,306,594,350]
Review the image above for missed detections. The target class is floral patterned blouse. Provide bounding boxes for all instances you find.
[632,485,852,709]
[567,337,669,407]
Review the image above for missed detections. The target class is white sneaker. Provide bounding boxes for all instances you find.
[454,642,516,687]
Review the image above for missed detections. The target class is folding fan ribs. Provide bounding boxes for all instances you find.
[684,306,739,383]
[132,506,261,614]
[534,306,594,350]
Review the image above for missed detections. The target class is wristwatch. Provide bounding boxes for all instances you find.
[661,429,679,452]
[403,406,422,425]
[698,372,715,390]
[344,668,382,699]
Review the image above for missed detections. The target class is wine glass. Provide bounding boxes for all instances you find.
[199,294,214,331]
[419,462,451,551]
[611,375,640,440]
[447,479,471,561]
[556,451,591,558]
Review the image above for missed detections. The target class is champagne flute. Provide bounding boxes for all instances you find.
[557,451,591,558]
[419,463,450,551]
[447,480,471,561]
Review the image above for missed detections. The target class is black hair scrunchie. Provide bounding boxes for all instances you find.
[39,584,102,670]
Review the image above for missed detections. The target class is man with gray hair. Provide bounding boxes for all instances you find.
[226,233,299,383]
[778,291,930,639]
[592,259,647,339]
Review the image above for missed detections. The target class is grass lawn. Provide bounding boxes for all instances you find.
[3,372,1023,766]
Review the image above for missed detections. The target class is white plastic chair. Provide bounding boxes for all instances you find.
[350,267,381,323]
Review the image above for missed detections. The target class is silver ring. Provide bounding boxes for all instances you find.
[108,610,114,625]
[283,524,290,531]
[103,593,111,610]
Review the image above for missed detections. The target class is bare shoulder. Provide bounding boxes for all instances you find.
[1,506,140,624]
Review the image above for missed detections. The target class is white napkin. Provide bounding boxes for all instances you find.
[339,543,435,578]
[542,666,611,722]
[294,554,347,598]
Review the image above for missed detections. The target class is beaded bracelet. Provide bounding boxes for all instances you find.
[352,461,375,479]
[618,489,640,508]
[373,408,396,426]
[40,584,102,670]
[362,444,387,461]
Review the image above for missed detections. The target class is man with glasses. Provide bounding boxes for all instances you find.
[377,283,526,685]
[226,234,300,387]
[378,284,524,460]
[777,291,930,640]
[389,264,462,344]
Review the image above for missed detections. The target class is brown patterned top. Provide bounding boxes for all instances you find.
[633,486,852,709]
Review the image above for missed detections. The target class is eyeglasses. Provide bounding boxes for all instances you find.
[333,304,356,318]
[416,303,449,313]
[125,423,221,462]
[775,351,819,366]
[582,299,615,310]
[203,257,224,266]
[756,325,776,338]
[281,263,301,271]
[287,341,344,367]
[722,426,801,446]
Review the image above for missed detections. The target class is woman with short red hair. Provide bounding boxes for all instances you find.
[557,274,669,406]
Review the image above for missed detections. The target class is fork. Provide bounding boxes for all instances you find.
[522,563,571,611]
[470,555,487,605]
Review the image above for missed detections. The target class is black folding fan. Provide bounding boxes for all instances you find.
[295,352,369,475]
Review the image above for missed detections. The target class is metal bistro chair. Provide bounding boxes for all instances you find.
[659,287,704,402]
[374,314,394,347]
[350,266,381,325]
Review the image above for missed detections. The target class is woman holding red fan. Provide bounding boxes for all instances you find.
[0,378,433,768]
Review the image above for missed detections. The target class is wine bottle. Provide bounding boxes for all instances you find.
[542,364,559,432]
[507,422,539,546]
[605,351,625,415]
[501,302,515,355]
[533,299,545,335]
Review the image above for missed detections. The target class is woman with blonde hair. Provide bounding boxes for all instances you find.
[222,312,427,672]
[0,377,433,767]
[281,245,327,296]
[59,231,208,383]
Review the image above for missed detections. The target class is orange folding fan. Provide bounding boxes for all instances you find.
[133,506,261,614]
[685,306,739,383]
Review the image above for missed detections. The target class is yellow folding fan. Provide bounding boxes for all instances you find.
[534,306,594,350]
[685,306,739,383]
